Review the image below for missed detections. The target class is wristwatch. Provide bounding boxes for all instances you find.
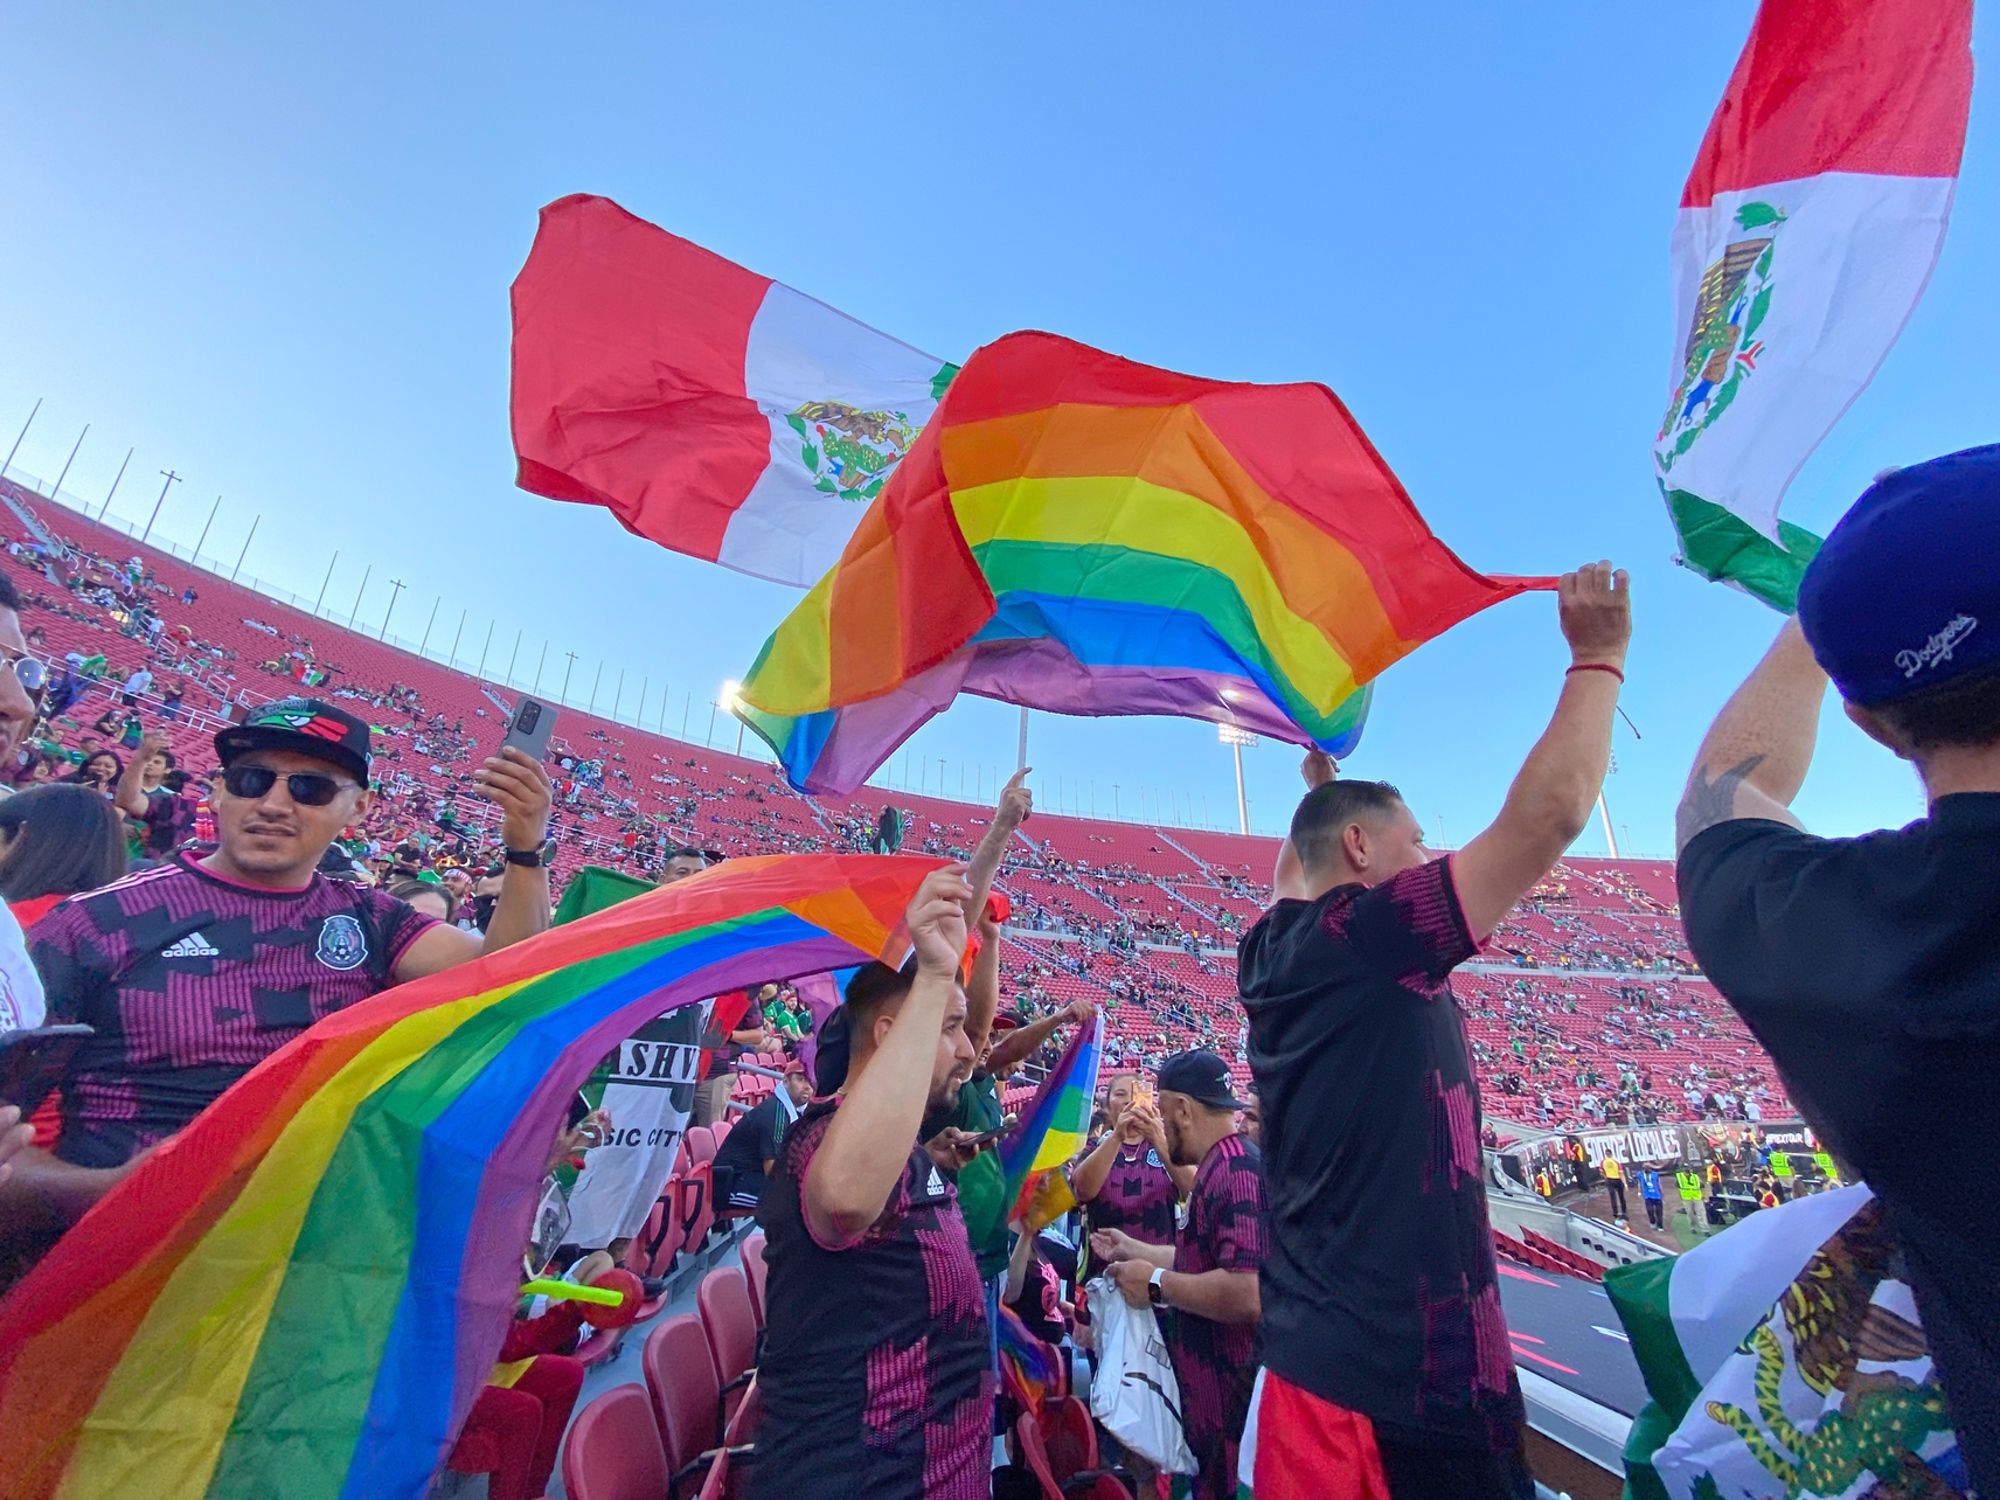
[1147,1266,1168,1308]
[502,847,545,868]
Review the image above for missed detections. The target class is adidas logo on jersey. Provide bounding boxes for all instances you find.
[162,931,221,959]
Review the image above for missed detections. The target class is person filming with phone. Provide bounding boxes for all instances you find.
[2,696,555,1259]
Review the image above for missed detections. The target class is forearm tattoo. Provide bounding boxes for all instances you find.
[1676,754,1767,853]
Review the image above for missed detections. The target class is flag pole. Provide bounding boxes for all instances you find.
[1016,706,1029,771]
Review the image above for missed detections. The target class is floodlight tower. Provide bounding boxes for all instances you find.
[1217,723,1258,835]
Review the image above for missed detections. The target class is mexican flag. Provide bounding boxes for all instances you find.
[511,194,957,587]
[1606,1186,1970,1499]
[1655,0,1972,612]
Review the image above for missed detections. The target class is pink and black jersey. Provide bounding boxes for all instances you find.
[1087,1139,1179,1245]
[1171,1131,1270,1500]
[1238,856,1524,1454]
[31,850,438,1167]
[753,1099,993,1500]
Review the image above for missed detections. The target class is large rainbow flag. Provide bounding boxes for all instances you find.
[0,854,939,1500]
[736,332,1550,795]
[999,1010,1102,1224]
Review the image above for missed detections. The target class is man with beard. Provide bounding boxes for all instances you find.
[1091,1051,1268,1500]
[754,866,990,1500]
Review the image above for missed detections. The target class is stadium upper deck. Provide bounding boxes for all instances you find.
[0,489,1786,1130]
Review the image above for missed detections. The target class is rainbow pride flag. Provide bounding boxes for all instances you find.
[736,332,1550,794]
[999,1011,1102,1220]
[0,854,937,1500]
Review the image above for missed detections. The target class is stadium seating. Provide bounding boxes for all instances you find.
[2,490,1792,1132]
[560,1383,670,1500]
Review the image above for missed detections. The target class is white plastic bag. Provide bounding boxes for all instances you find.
[1085,1275,1197,1475]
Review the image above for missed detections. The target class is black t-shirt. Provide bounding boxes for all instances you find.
[1679,804,2000,1491]
[1237,857,1523,1450]
[715,1092,791,1207]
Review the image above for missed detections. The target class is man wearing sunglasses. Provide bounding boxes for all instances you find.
[8,695,555,1240]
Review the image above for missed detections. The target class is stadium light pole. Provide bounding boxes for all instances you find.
[505,629,521,685]
[611,668,624,721]
[314,553,338,614]
[1112,784,1120,819]
[231,517,259,582]
[1,398,41,480]
[588,660,602,714]
[47,424,87,504]
[559,651,578,705]
[98,447,132,520]
[142,470,181,544]
[192,495,220,564]
[380,579,406,642]
[417,598,439,658]
[348,565,371,628]
[636,676,648,728]
[720,680,744,754]
[533,642,548,695]
[1218,723,1257,835]
[447,608,465,669]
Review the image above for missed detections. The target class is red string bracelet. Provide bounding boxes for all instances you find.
[1566,662,1625,684]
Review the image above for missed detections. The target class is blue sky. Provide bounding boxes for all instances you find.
[3,3,1992,853]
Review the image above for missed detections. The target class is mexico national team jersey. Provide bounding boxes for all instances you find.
[754,1099,993,1500]
[1088,1139,1179,1245]
[31,850,438,1167]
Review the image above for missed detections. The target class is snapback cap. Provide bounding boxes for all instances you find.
[215,697,373,786]
[1156,1050,1248,1110]
[1798,444,2000,706]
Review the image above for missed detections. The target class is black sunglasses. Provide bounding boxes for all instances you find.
[222,764,360,807]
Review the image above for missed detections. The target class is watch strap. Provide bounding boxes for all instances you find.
[503,847,545,868]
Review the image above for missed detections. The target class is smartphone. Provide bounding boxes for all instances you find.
[1132,1083,1155,1111]
[962,1113,1019,1150]
[0,1024,94,1113]
[501,696,558,761]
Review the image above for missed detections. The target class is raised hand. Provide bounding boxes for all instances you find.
[994,767,1034,832]
[908,864,974,976]
[1300,749,1337,789]
[1558,560,1632,668]
[474,746,555,854]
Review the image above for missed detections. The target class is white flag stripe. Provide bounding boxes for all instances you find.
[1658,173,1954,544]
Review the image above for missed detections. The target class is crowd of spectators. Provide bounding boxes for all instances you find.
[0,506,1788,1134]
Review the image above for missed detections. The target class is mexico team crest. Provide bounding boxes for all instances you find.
[316,914,369,970]
[1657,201,1786,471]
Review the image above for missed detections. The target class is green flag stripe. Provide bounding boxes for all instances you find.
[1663,487,1823,614]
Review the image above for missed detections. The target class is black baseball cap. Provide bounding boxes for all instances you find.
[215,697,373,786]
[1157,1050,1248,1110]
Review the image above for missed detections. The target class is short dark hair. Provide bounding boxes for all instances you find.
[0,784,130,901]
[1870,660,2000,750]
[843,956,919,1041]
[1289,779,1406,872]
[0,570,20,614]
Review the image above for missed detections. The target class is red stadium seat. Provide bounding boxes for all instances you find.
[643,1314,721,1484]
[685,1125,718,1166]
[697,1266,758,1428]
[559,1384,668,1500]
[738,1231,768,1332]
[674,1161,715,1251]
